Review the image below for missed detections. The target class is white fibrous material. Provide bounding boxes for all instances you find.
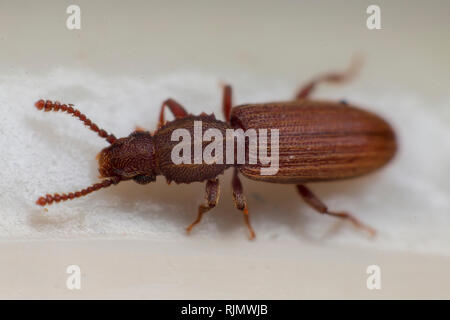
[1,68,449,256]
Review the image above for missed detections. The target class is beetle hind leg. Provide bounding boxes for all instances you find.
[296,184,376,236]
[232,169,256,240]
[186,178,220,234]
[295,55,363,100]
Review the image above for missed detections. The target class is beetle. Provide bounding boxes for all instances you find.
[34,60,396,239]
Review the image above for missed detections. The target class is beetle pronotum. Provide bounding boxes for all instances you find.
[34,59,396,239]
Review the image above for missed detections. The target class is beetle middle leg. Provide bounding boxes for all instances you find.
[296,184,376,236]
[186,178,220,234]
[295,56,363,99]
[158,98,189,128]
[222,84,233,121]
[232,168,256,240]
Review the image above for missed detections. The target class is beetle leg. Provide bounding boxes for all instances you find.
[186,178,220,234]
[134,125,146,132]
[158,98,189,128]
[296,185,376,236]
[222,84,233,122]
[295,56,363,100]
[232,169,256,240]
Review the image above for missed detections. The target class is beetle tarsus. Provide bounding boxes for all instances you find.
[232,169,256,240]
[295,55,363,99]
[243,206,256,240]
[325,210,376,237]
[186,178,220,235]
[296,184,376,237]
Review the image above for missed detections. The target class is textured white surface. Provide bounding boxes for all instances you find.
[1,69,450,257]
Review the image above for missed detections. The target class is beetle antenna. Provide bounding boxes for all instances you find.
[36,177,121,206]
[35,100,117,144]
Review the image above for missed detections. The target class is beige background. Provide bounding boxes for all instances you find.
[0,0,450,299]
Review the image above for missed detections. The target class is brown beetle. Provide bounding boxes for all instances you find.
[34,60,396,239]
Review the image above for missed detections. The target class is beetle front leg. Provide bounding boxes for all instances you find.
[186,178,220,234]
[295,56,362,99]
[232,169,256,240]
[296,185,376,236]
[158,98,189,128]
[134,125,146,132]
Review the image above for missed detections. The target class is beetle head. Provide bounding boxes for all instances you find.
[97,131,158,184]
[34,100,159,207]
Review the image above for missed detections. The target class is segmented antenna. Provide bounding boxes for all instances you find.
[36,177,121,206]
[35,100,117,144]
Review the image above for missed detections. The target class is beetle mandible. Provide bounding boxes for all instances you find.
[34,59,397,239]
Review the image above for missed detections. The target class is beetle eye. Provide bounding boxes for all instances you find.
[133,174,156,185]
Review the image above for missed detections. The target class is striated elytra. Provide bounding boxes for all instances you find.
[231,100,396,184]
